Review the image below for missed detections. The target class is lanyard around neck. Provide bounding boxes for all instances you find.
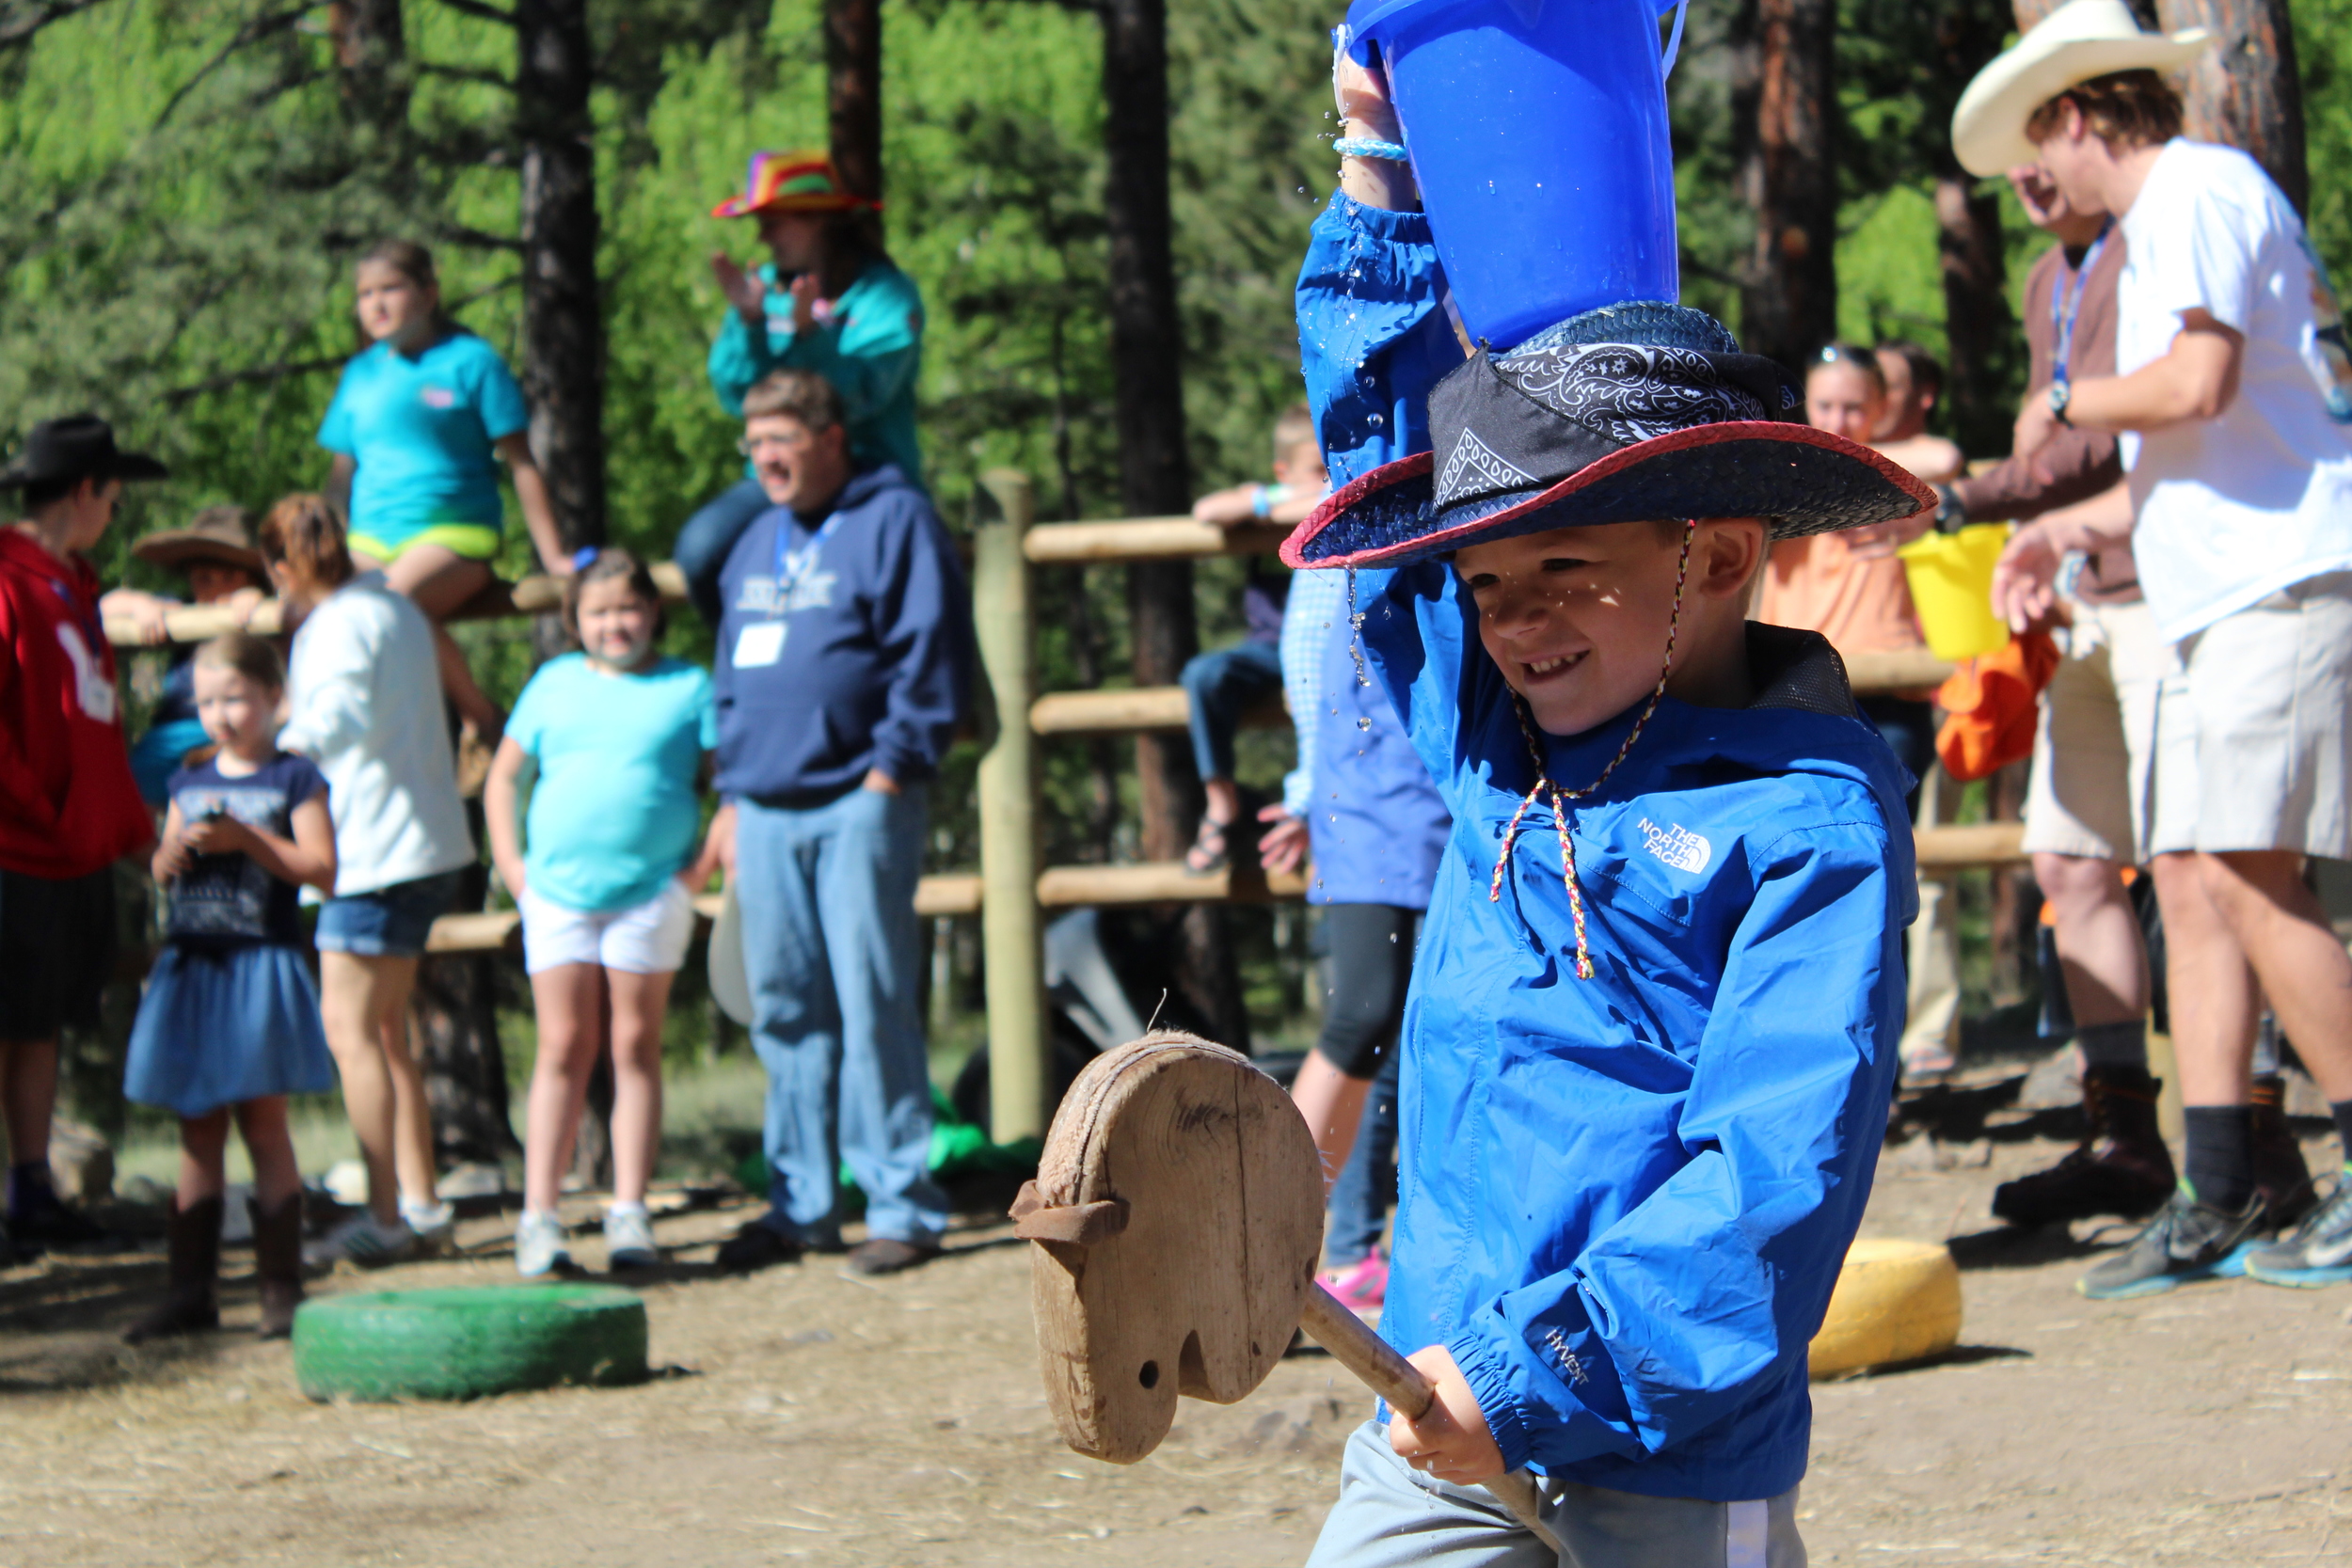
[2051,221,2112,387]
[769,511,845,613]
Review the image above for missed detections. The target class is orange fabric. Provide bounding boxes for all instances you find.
[1933,630,2060,784]
[1757,533,1927,662]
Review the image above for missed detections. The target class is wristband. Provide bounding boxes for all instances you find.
[1334,136,1409,161]
[1931,485,1968,536]
[2047,380,2074,427]
[570,545,600,573]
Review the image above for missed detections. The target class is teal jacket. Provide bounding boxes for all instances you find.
[707,259,925,488]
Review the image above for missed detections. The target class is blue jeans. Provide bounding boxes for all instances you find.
[735,784,947,1247]
[675,477,771,627]
[1178,639,1284,783]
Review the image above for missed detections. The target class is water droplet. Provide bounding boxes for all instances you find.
[1368,413,1384,427]
[1358,717,1373,731]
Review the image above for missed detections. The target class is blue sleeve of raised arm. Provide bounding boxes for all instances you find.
[866,506,972,784]
[707,307,776,419]
[1438,821,1907,1474]
[1295,191,1458,488]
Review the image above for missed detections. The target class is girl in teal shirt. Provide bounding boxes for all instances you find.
[318,240,571,735]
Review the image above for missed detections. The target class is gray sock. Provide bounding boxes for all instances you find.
[2252,1013,2283,1079]
[2076,1019,2148,1072]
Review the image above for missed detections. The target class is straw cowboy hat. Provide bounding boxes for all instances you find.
[1950,0,2214,178]
[1281,301,1932,571]
[130,504,262,575]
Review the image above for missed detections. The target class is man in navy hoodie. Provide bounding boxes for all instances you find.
[703,370,971,1276]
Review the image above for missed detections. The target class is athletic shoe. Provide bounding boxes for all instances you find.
[513,1212,574,1278]
[306,1212,420,1269]
[8,1185,113,1252]
[713,1219,803,1273]
[603,1209,660,1271]
[400,1200,459,1258]
[1993,1065,2174,1227]
[2077,1190,2267,1300]
[1318,1251,1390,1321]
[2245,1176,2352,1289]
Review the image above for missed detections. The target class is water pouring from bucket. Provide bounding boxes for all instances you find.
[1343,0,1685,351]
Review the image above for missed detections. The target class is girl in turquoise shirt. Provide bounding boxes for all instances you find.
[318,240,571,735]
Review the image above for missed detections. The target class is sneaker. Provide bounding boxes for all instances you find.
[306,1212,419,1270]
[1318,1251,1390,1321]
[2245,1176,2352,1288]
[514,1212,574,1278]
[603,1208,660,1271]
[2078,1190,2267,1300]
[400,1200,458,1258]
[847,1236,942,1275]
[1993,1065,2175,1227]
[8,1185,112,1252]
[713,1219,803,1274]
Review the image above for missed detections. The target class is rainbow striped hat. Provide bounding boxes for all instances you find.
[711,150,879,218]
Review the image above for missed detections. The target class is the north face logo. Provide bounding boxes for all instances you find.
[1437,427,1534,504]
[1638,817,1710,874]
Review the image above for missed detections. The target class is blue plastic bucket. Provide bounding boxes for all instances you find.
[1345,0,1680,350]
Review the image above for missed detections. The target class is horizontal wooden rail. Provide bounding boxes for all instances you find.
[105,562,690,647]
[1024,517,1290,562]
[1914,821,2027,870]
[1843,646,1955,694]
[1029,686,1288,736]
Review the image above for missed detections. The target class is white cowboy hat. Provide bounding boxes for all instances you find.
[1950,0,2214,177]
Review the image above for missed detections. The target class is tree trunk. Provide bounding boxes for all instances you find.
[1737,0,1837,369]
[1099,0,1248,1053]
[2157,0,2307,215]
[1932,0,2019,456]
[410,855,519,1167]
[328,0,408,141]
[515,0,606,551]
[825,0,882,203]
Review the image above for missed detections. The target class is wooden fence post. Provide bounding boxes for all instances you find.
[975,470,1049,1141]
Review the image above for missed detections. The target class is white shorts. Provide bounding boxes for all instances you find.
[2021,598,2169,863]
[518,880,695,976]
[2149,570,2352,859]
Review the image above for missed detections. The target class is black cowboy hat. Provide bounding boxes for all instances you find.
[1280,302,1932,570]
[0,415,169,491]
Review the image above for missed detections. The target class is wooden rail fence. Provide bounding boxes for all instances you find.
[109,478,2023,1138]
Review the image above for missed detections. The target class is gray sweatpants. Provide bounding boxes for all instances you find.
[1304,1422,1805,1568]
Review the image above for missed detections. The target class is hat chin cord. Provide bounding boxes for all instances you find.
[1486,517,1696,980]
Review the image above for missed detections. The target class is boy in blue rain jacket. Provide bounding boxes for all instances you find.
[1284,73,1934,1568]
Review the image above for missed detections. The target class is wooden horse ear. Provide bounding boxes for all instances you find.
[1016,1035,1324,1465]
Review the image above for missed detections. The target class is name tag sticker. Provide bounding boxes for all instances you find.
[733,621,787,668]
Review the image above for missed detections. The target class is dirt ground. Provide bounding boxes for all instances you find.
[4,1072,2350,1567]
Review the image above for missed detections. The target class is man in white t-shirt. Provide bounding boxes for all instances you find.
[1964,3,2352,1299]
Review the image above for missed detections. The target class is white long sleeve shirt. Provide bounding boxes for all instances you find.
[277,573,474,896]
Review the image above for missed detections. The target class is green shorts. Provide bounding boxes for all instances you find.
[346,522,503,566]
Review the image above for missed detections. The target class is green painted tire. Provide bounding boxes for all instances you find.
[292,1286,648,1402]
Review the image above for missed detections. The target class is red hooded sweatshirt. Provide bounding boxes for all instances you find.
[0,529,151,879]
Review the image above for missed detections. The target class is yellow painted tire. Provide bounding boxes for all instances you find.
[1807,1238,1963,1381]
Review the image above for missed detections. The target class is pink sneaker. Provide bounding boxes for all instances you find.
[1317,1251,1389,1321]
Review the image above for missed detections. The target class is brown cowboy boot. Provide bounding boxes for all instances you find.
[123,1196,223,1344]
[248,1194,306,1339]
[1993,1064,2176,1227]
[2250,1074,2317,1229]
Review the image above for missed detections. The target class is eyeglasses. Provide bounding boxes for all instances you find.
[737,429,813,456]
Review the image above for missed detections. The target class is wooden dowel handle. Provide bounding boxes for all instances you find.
[1296,1285,1564,1554]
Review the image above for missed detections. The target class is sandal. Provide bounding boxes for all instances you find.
[1184,814,1235,876]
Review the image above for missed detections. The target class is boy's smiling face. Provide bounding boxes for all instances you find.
[1455,517,1763,736]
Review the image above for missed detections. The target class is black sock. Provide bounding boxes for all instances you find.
[2331,1101,2352,1174]
[2183,1106,2255,1211]
[2076,1021,2149,1073]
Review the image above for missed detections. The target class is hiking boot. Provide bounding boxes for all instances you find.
[602,1209,660,1271]
[248,1194,305,1339]
[848,1236,943,1275]
[513,1212,574,1278]
[2245,1176,2352,1288]
[124,1196,223,1344]
[2249,1075,2317,1229]
[1993,1064,2175,1227]
[2078,1190,2267,1300]
[1318,1250,1390,1322]
[714,1219,803,1274]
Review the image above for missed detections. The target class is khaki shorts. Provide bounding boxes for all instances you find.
[2022,598,2169,863]
[2149,571,2352,858]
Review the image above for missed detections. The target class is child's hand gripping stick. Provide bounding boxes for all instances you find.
[1011,1032,1558,1552]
